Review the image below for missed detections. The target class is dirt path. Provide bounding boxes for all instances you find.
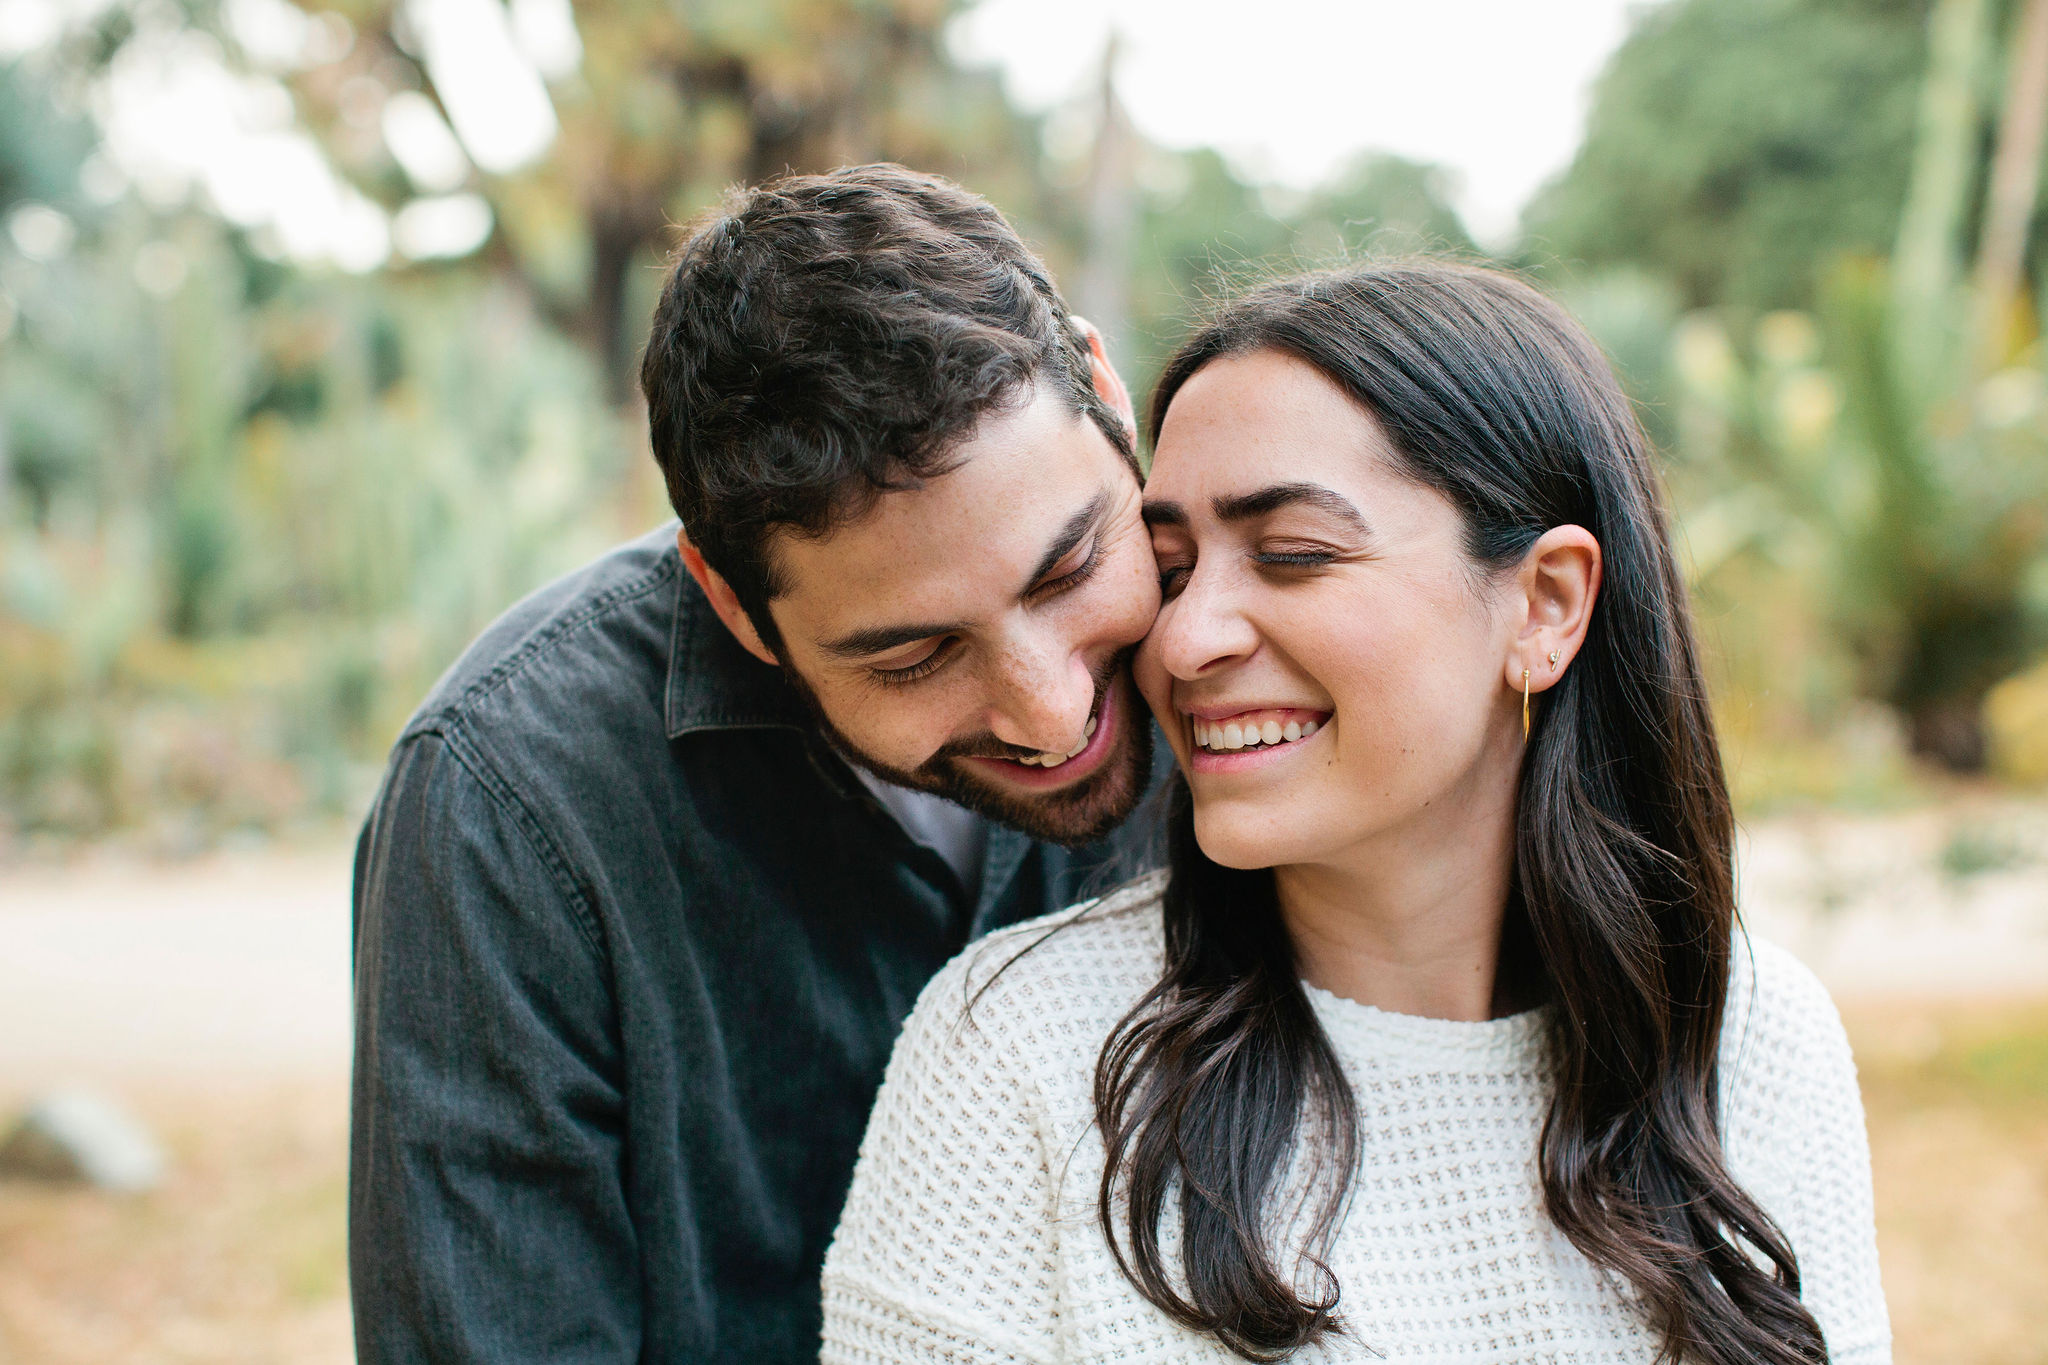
[1735,793,2048,996]
[0,842,354,1088]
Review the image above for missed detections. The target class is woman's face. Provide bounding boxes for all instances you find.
[1136,348,1526,872]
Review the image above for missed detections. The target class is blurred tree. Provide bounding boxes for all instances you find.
[1667,0,2048,772]
[0,58,93,212]
[296,0,1066,397]
[1121,144,1291,391]
[1111,148,1478,418]
[1823,261,2048,770]
[1294,152,1477,260]
[1522,0,1936,310]
[0,59,97,528]
[1542,0,2048,774]
[1849,0,2048,768]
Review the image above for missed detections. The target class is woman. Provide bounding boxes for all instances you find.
[820,263,1889,1364]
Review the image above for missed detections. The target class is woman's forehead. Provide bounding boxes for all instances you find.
[1149,354,1399,502]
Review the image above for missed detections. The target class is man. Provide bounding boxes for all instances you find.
[349,164,1162,1363]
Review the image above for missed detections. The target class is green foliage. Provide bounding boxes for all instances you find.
[0,188,641,840]
[1543,0,2048,784]
[313,0,1069,395]
[1523,0,1933,310]
[0,58,92,211]
[1939,821,2032,876]
[1112,149,1480,422]
[1293,153,1478,261]
[1820,258,2048,758]
[1630,263,2048,778]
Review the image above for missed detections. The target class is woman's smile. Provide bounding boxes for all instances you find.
[1179,705,1330,773]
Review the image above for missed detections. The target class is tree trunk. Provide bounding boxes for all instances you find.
[1076,34,1136,368]
[1907,693,1990,772]
[1892,0,1991,365]
[589,200,662,405]
[1971,0,2048,373]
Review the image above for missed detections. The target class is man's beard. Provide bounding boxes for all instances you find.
[787,647,1153,847]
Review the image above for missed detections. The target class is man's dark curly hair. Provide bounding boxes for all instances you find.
[639,163,1133,651]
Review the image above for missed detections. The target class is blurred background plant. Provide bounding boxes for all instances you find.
[1528,0,2048,805]
[3,0,2048,851]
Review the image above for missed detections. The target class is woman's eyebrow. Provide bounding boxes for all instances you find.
[1141,499,1187,528]
[1212,482,1369,533]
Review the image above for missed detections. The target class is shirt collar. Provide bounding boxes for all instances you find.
[662,536,1048,919]
[664,549,813,740]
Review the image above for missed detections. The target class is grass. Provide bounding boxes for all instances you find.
[1845,999,2048,1365]
[0,1007,2042,1362]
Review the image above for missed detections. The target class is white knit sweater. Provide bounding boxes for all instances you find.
[821,874,1892,1364]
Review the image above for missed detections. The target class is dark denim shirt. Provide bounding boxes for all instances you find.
[350,526,1155,1363]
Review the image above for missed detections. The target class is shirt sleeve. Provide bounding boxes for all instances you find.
[350,731,641,1364]
[820,943,1066,1365]
[1721,941,1893,1365]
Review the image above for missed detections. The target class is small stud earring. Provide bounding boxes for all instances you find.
[1548,650,1560,667]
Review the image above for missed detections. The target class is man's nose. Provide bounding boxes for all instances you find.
[984,637,1097,756]
[1153,568,1258,681]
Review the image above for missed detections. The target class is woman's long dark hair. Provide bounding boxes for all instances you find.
[1094,262,1827,1364]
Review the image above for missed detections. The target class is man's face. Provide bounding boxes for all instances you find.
[763,384,1158,845]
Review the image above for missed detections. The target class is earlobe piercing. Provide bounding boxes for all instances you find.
[1525,653,1561,743]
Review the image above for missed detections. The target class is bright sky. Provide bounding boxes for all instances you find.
[950,0,1650,244]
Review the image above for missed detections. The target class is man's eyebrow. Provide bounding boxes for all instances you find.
[821,618,970,660]
[1212,482,1370,533]
[820,490,1111,661]
[1024,490,1110,588]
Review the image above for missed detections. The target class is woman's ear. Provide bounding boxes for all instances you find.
[1073,315,1136,440]
[1507,525,1602,694]
[677,529,780,667]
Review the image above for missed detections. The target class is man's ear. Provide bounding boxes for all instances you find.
[1073,315,1136,441]
[677,529,780,667]
[1506,525,1602,695]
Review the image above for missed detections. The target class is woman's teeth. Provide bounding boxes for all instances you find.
[1190,714,1320,753]
[1014,713,1099,767]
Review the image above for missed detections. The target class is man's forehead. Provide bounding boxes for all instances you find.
[768,392,1132,638]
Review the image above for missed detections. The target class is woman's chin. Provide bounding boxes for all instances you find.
[1190,806,1322,871]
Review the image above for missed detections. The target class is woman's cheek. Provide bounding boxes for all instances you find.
[1133,635,1177,737]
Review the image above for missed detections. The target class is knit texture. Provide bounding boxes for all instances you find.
[821,873,1892,1364]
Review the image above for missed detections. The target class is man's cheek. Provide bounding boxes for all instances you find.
[877,719,945,772]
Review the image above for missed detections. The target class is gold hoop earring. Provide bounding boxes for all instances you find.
[1521,668,1532,740]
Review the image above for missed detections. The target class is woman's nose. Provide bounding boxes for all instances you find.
[1152,570,1258,680]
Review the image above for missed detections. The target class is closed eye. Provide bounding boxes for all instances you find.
[870,637,958,685]
[1028,538,1102,602]
[1254,549,1338,568]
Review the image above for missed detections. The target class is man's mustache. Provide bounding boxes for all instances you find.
[923,647,1131,765]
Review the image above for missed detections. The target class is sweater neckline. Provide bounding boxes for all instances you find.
[1301,980,1547,1065]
